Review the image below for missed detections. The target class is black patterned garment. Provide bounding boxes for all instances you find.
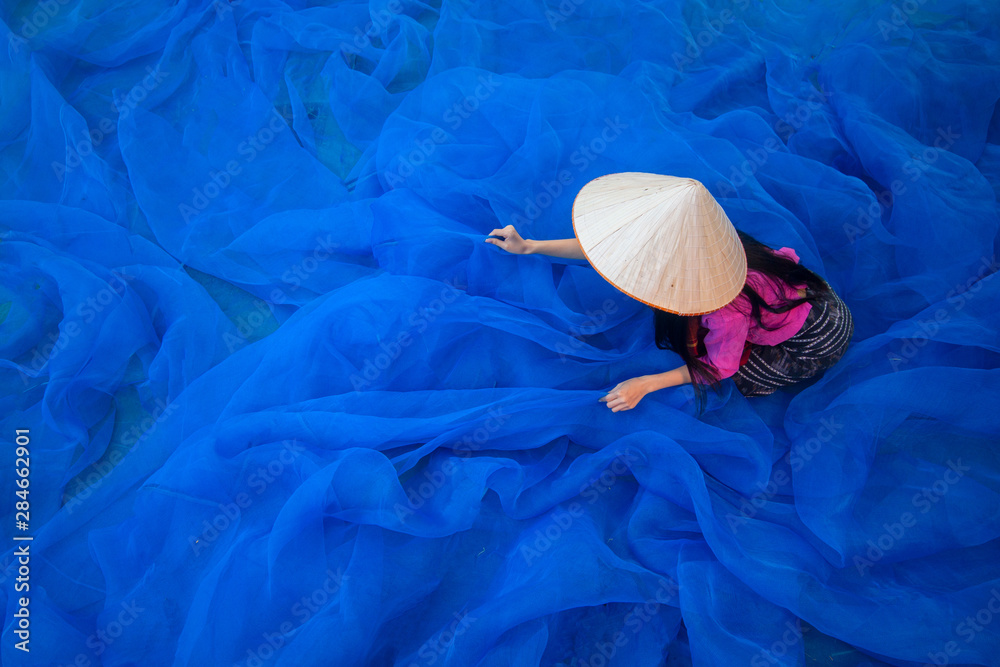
[732,286,855,397]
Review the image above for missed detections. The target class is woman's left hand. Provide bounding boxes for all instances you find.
[599,377,650,412]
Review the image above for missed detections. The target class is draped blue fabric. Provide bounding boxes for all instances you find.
[2,0,1000,665]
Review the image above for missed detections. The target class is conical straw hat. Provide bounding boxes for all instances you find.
[571,172,747,316]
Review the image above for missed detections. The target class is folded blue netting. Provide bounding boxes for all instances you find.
[1,0,999,665]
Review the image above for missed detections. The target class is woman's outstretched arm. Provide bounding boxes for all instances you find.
[643,364,693,391]
[526,237,586,259]
[485,224,586,260]
[600,365,693,412]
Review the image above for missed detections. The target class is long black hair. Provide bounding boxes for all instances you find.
[654,231,830,409]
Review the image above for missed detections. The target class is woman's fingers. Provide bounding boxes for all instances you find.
[488,226,517,238]
[486,225,524,253]
[486,228,512,252]
[485,237,509,252]
[599,383,625,402]
[606,397,628,410]
[600,388,636,411]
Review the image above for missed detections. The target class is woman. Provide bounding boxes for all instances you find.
[485,173,854,412]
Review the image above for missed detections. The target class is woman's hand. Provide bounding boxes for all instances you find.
[599,377,652,412]
[485,225,532,255]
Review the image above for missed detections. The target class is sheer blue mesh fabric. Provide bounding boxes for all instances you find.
[2,0,1000,665]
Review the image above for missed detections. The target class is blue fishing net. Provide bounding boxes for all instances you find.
[2,0,999,665]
